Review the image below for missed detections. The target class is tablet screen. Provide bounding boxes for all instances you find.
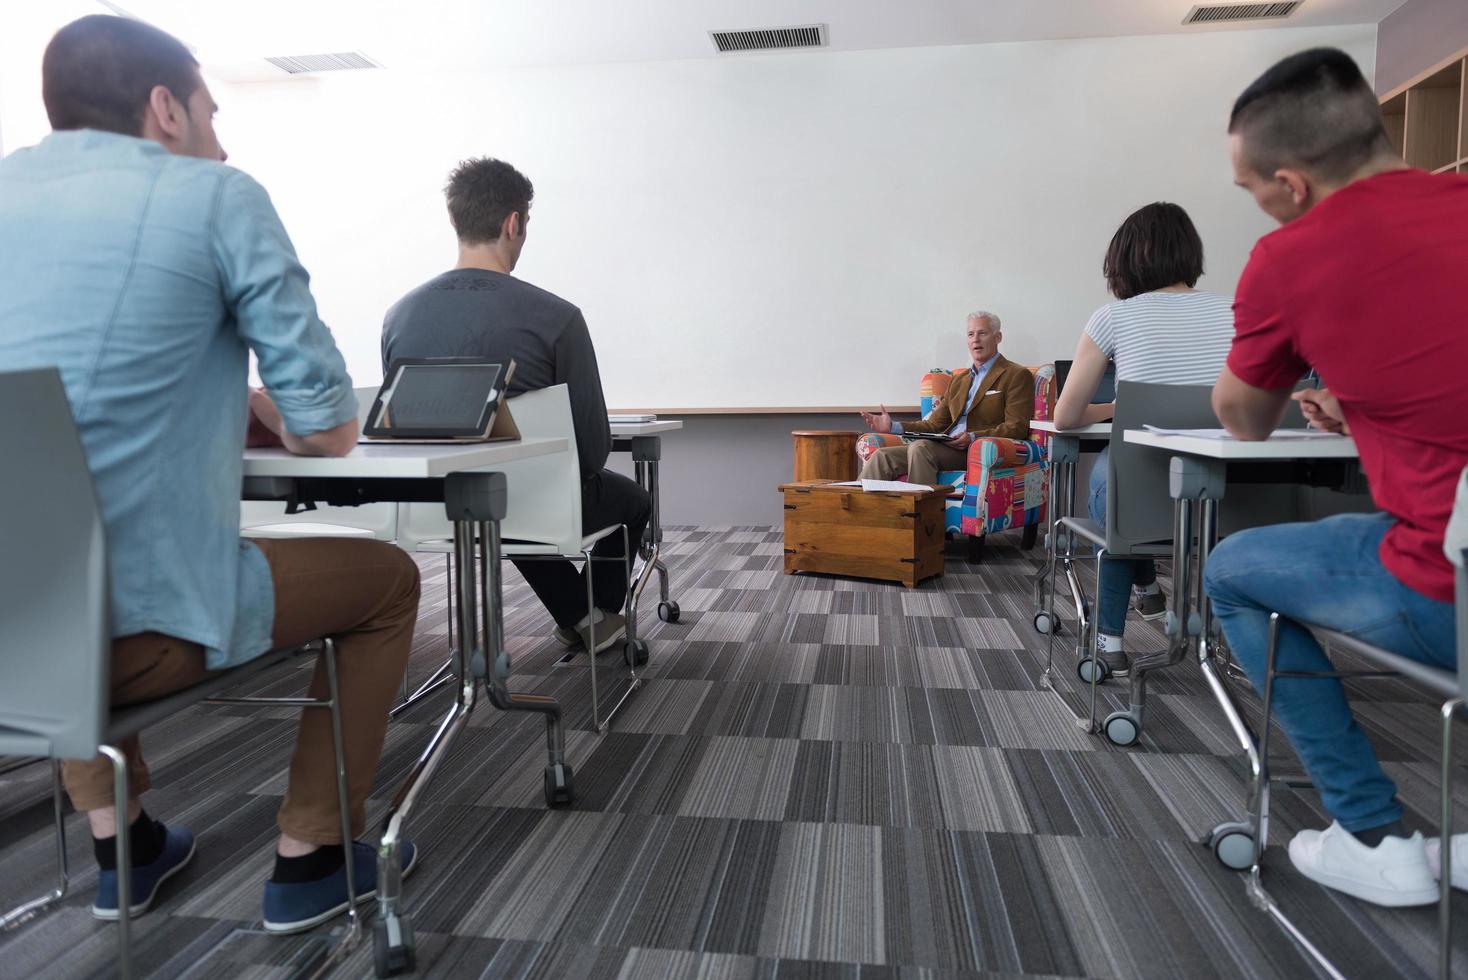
[372,362,502,435]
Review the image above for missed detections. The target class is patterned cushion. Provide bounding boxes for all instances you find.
[918,369,954,418]
[855,432,902,465]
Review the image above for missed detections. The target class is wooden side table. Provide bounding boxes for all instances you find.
[779,480,948,587]
[792,430,861,482]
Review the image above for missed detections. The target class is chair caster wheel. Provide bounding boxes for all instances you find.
[1102,711,1140,747]
[658,600,681,623]
[373,916,416,977]
[544,763,575,808]
[1208,821,1256,871]
[624,639,650,667]
[1033,611,1054,635]
[1076,656,1110,685]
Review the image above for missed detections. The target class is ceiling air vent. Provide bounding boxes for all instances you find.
[264,52,382,75]
[709,24,827,54]
[1183,2,1303,25]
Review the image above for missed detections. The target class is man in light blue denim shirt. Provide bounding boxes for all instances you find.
[0,15,419,932]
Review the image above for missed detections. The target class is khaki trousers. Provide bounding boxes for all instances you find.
[62,537,421,845]
[859,439,968,486]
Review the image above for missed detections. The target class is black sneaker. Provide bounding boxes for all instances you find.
[1099,647,1131,678]
[1131,590,1166,621]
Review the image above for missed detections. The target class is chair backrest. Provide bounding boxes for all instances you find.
[0,368,109,759]
[1107,381,1220,553]
[918,369,954,418]
[1450,465,1468,701]
[240,385,398,539]
[397,384,585,554]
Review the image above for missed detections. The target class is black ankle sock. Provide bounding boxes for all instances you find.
[1352,820,1410,848]
[270,844,346,884]
[93,809,166,871]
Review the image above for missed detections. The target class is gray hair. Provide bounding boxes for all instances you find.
[967,310,1001,332]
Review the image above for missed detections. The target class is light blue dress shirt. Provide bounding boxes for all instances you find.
[893,353,999,437]
[0,130,356,669]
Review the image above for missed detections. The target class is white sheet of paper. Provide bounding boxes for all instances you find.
[861,479,930,492]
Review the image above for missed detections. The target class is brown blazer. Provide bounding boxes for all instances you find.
[902,355,1034,440]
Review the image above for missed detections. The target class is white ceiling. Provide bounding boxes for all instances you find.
[100,0,1405,79]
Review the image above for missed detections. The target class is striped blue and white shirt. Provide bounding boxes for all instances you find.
[1084,290,1234,386]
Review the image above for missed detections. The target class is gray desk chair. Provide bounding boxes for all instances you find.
[1046,381,1216,742]
[0,368,359,979]
[1207,471,1468,980]
[394,384,637,788]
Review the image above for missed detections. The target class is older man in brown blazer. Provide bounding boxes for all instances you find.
[860,311,1034,485]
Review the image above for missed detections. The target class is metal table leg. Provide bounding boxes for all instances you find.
[372,471,573,977]
[626,436,678,632]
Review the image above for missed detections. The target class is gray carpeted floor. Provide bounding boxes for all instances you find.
[1,526,1464,979]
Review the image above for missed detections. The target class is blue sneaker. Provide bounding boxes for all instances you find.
[92,824,196,920]
[262,840,417,934]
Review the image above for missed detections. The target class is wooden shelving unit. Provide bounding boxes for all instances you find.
[1381,45,1468,175]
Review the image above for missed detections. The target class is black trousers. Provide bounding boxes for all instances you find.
[511,468,653,628]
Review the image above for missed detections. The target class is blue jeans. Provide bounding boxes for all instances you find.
[1205,512,1456,832]
[1088,448,1157,637]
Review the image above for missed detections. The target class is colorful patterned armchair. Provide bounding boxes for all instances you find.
[856,364,1055,560]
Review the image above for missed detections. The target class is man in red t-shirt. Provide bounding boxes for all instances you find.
[1207,48,1468,908]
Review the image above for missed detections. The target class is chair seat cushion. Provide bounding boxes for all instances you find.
[108,646,310,743]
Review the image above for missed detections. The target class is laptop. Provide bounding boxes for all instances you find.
[361,358,520,443]
[1053,358,1116,404]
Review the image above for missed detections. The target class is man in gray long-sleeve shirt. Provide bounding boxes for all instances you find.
[382,157,649,654]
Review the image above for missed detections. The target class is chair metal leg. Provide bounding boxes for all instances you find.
[1441,698,1460,980]
[1082,546,1106,734]
[323,641,359,943]
[1248,613,1281,890]
[0,760,70,932]
[576,525,645,733]
[98,744,132,980]
[390,657,456,719]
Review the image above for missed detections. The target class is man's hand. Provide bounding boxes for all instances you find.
[860,404,893,433]
[943,432,973,451]
[1292,387,1349,435]
[247,387,358,457]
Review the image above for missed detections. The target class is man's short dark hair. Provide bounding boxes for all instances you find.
[43,15,201,137]
[445,158,534,245]
[1228,47,1394,184]
[1103,202,1205,301]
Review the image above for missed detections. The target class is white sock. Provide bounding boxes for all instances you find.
[1098,633,1123,653]
[1133,582,1161,596]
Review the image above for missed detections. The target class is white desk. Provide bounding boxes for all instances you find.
[1122,429,1357,459]
[242,436,576,975]
[1030,420,1112,437]
[610,420,683,438]
[609,420,685,629]
[243,438,568,479]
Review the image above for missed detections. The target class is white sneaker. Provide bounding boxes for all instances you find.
[1424,834,1468,891]
[1288,822,1439,907]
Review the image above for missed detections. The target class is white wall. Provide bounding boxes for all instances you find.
[211,24,1375,409]
[4,19,1377,409]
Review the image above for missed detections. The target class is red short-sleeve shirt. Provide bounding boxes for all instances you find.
[1228,168,1468,602]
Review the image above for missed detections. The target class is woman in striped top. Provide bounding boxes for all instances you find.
[1053,202,1235,677]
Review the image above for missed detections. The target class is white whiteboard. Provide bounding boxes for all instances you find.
[215,24,1374,409]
